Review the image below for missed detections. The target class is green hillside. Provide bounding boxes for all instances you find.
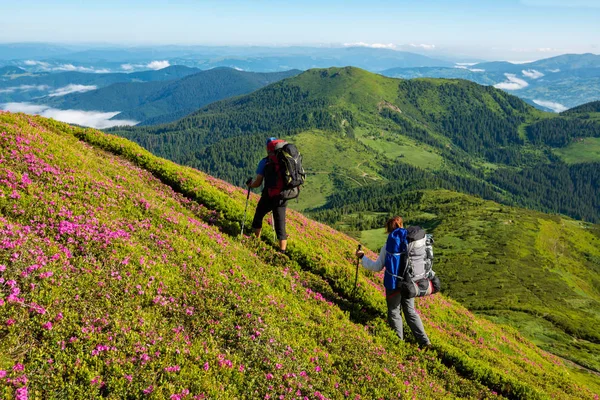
[107,67,600,376]
[314,188,600,374]
[112,67,600,222]
[40,68,301,125]
[1,111,599,398]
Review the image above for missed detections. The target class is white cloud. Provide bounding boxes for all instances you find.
[522,69,544,79]
[549,69,561,73]
[454,65,486,72]
[0,102,139,129]
[21,61,110,73]
[409,43,436,50]
[48,85,98,97]
[493,73,529,90]
[532,99,568,113]
[343,42,397,49]
[53,64,95,72]
[121,64,134,71]
[455,62,478,66]
[146,60,170,70]
[0,84,50,94]
[23,60,50,68]
[507,60,535,64]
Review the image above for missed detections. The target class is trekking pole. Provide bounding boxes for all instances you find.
[271,212,277,242]
[240,181,251,238]
[352,244,362,297]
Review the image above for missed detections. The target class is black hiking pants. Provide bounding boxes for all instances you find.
[251,194,288,240]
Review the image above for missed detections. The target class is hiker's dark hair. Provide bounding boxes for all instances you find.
[386,216,404,233]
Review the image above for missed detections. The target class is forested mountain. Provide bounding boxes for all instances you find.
[0,66,27,76]
[1,111,598,397]
[563,100,600,115]
[0,65,200,103]
[39,68,301,125]
[111,67,600,222]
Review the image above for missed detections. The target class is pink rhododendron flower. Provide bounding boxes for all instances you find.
[0,370,6,378]
[15,386,28,400]
[143,385,154,394]
[42,321,52,330]
[13,364,24,371]
[203,362,209,371]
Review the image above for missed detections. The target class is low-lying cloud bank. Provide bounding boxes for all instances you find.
[0,102,139,129]
[121,60,171,71]
[343,42,396,49]
[23,60,110,73]
[49,85,98,97]
[532,99,568,113]
[494,73,529,90]
[0,84,50,94]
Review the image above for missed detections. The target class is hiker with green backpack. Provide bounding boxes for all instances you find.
[356,216,440,348]
[246,137,305,253]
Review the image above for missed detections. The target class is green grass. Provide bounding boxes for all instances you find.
[554,137,600,164]
[360,227,388,250]
[289,130,384,210]
[355,127,444,170]
[1,112,598,398]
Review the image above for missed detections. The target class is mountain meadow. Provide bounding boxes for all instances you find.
[108,67,600,382]
[1,111,599,399]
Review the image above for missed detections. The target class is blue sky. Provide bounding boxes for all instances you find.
[1,0,599,60]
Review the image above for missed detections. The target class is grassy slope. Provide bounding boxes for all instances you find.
[0,112,597,399]
[554,137,600,164]
[349,189,600,376]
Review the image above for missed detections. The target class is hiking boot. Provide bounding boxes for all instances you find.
[420,342,433,351]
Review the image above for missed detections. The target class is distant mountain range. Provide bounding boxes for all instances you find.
[382,53,600,111]
[0,65,200,103]
[0,43,454,72]
[37,68,301,125]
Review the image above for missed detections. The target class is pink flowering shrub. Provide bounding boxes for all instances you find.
[0,112,595,399]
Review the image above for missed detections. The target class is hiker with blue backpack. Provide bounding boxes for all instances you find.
[246,137,305,253]
[356,216,440,348]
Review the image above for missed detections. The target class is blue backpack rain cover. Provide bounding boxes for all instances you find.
[384,228,408,290]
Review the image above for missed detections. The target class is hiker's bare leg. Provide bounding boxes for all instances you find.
[279,239,287,251]
[253,228,261,238]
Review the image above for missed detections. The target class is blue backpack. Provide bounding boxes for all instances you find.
[383,228,408,290]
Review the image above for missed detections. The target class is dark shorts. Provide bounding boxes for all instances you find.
[251,195,288,240]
